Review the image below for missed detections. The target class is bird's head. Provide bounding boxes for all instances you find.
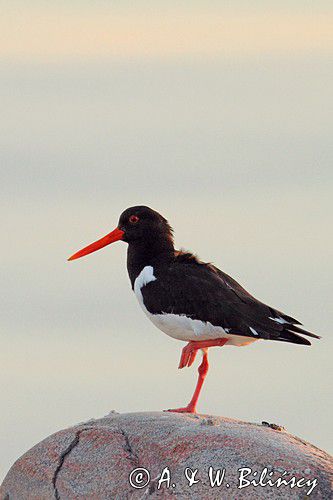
[68,205,173,261]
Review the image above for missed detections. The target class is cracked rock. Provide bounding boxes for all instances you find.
[1,412,332,499]
[53,429,85,500]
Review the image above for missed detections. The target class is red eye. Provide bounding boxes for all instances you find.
[129,215,139,224]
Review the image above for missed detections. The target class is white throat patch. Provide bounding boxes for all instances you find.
[134,266,157,296]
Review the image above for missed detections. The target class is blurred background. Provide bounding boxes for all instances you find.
[1,1,332,481]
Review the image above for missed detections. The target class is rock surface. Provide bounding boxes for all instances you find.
[1,412,332,499]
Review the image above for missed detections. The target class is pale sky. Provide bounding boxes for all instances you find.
[1,2,332,60]
[1,1,332,482]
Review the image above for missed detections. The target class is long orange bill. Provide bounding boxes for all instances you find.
[68,227,124,261]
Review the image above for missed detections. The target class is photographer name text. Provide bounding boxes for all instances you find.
[129,466,317,496]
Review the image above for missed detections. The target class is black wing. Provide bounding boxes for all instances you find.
[141,254,319,345]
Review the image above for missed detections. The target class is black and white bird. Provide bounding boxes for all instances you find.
[68,205,319,413]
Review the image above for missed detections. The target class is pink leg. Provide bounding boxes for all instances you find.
[166,338,228,414]
[178,338,228,369]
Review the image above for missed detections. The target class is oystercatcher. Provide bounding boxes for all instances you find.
[68,206,319,413]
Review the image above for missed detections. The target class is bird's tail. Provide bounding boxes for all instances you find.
[268,308,320,345]
[274,324,320,345]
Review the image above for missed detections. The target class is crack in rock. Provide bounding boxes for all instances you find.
[52,425,139,499]
[52,429,85,499]
[119,428,139,467]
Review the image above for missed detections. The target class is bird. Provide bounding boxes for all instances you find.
[68,205,320,413]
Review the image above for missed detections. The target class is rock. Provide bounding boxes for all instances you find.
[1,412,332,499]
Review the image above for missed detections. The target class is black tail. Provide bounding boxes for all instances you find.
[276,330,311,345]
[287,324,321,339]
[273,325,320,346]
[268,307,320,345]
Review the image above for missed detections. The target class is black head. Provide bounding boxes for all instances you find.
[68,205,174,261]
[118,206,173,245]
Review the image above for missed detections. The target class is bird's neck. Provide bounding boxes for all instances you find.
[127,237,174,288]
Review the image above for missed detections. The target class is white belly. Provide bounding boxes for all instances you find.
[134,266,257,347]
[146,312,256,346]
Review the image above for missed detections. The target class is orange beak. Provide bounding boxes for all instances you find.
[68,227,124,261]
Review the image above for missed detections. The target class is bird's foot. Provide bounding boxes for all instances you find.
[178,338,228,369]
[178,342,199,369]
[164,405,196,414]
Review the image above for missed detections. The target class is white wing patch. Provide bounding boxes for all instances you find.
[249,327,259,336]
[269,316,288,324]
[134,266,257,347]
